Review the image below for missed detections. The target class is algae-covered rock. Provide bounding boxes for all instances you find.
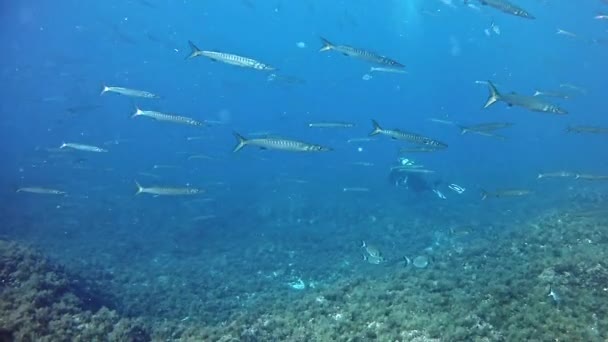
[0,240,150,341]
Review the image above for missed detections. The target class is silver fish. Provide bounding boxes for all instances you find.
[370,120,448,148]
[135,181,202,196]
[232,132,332,152]
[361,241,385,264]
[187,41,274,71]
[369,66,407,74]
[319,37,404,68]
[566,126,608,134]
[16,187,66,195]
[465,0,534,19]
[537,171,575,179]
[60,143,108,153]
[481,189,532,200]
[132,108,204,127]
[484,81,567,114]
[308,122,355,128]
[100,86,159,99]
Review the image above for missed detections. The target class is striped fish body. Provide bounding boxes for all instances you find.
[187,41,274,71]
[233,133,331,152]
[200,51,274,70]
[470,0,534,19]
[333,45,402,67]
[133,109,203,126]
[370,120,447,148]
[320,37,404,68]
[101,86,159,99]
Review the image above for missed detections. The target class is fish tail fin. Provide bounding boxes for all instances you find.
[458,126,468,135]
[135,180,144,195]
[186,40,202,59]
[100,85,110,96]
[319,37,334,52]
[132,106,143,118]
[484,81,501,109]
[360,240,366,248]
[533,90,541,96]
[369,119,383,136]
[480,189,488,200]
[537,173,543,179]
[60,142,67,149]
[232,132,248,152]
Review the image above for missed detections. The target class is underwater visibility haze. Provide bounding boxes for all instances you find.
[1,0,608,340]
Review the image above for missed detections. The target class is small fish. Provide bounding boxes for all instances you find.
[186,136,207,141]
[369,66,407,74]
[559,83,587,94]
[459,122,513,133]
[464,0,534,19]
[483,81,567,115]
[66,104,102,114]
[191,214,217,222]
[537,171,575,179]
[132,108,204,127]
[232,132,332,153]
[594,15,608,20]
[247,131,273,137]
[481,189,532,200]
[350,162,374,167]
[152,164,180,169]
[100,86,159,99]
[399,146,443,153]
[267,73,306,85]
[137,172,161,179]
[135,181,202,196]
[533,90,571,99]
[392,168,436,174]
[186,41,274,71]
[319,37,404,68]
[548,287,560,304]
[575,174,608,181]
[343,187,370,192]
[428,118,456,126]
[308,122,355,128]
[458,127,507,139]
[369,120,448,148]
[188,154,214,160]
[566,126,608,134]
[361,241,384,264]
[16,187,66,195]
[60,143,108,153]
[347,137,377,143]
[556,29,577,38]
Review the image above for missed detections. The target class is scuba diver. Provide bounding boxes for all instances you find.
[388,157,466,199]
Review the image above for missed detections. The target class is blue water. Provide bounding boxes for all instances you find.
[1,0,608,340]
